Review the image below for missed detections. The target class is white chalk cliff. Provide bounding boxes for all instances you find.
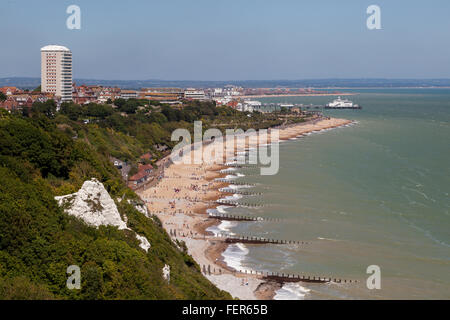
[162,264,171,283]
[55,178,127,229]
[135,234,151,251]
[128,199,149,218]
[55,178,151,251]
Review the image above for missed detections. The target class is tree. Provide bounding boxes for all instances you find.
[0,92,6,102]
[60,102,82,121]
[86,103,113,119]
[147,112,168,125]
[113,98,126,108]
[161,105,180,122]
[120,100,140,114]
[31,100,57,118]
[32,85,41,93]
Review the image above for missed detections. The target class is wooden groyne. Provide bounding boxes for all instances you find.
[200,266,358,285]
[263,272,358,284]
[219,188,262,196]
[226,164,259,168]
[216,199,265,207]
[229,269,357,284]
[225,235,309,245]
[215,179,257,186]
[209,212,281,222]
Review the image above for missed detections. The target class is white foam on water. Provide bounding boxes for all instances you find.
[317,237,340,242]
[221,243,251,272]
[274,283,311,300]
[217,192,243,203]
[228,184,253,190]
[299,123,355,138]
[224,173,245,180]
[223,193,243,201]
[216,205,232,213]
[206,220,237,237]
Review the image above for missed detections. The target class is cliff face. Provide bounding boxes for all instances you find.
[55,178,150,251]
[55,178,127,230]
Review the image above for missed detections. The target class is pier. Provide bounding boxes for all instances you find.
[261,102,362,110]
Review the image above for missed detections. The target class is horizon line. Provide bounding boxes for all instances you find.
[2,76,450,82]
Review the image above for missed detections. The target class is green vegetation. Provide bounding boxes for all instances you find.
[0,92,6,102]
[0,107,232,300]
[0,98,307,299]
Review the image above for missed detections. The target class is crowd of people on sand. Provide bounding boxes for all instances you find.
[133,118,354,299]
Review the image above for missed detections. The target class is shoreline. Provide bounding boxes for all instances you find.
[137,117,354,300]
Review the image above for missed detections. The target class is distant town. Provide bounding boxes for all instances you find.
[0,45,354,113]
[0,83,353,113]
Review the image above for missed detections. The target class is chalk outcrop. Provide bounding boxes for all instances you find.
[136,234,151,251]
[162,264,171,283]
[55,178,151,252]
[128,199,149,218]
[55,178,127,230]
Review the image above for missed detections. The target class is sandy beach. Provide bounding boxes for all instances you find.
[137,117,353,300]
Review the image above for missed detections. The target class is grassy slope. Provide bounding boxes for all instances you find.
[0,111,231,299]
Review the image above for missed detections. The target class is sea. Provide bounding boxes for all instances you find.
[207,88,450,299]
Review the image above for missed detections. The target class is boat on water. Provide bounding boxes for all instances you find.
[325,97,362,109]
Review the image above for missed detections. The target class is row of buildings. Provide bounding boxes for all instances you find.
[0,86,55,111]
[40,44,254,107]
[1,44,262,112]
[0,82,262,113]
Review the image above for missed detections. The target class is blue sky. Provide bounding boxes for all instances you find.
[1,0,450,80]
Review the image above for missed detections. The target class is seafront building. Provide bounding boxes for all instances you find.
[140,88,184,102]
[120,90,139,100]
[40,45,73,102]
[184,89,206,100]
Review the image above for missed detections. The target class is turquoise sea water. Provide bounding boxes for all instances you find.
[217,89,450,299]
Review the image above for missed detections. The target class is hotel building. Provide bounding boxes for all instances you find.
[41,45,73,101]
[184,88,206,100]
